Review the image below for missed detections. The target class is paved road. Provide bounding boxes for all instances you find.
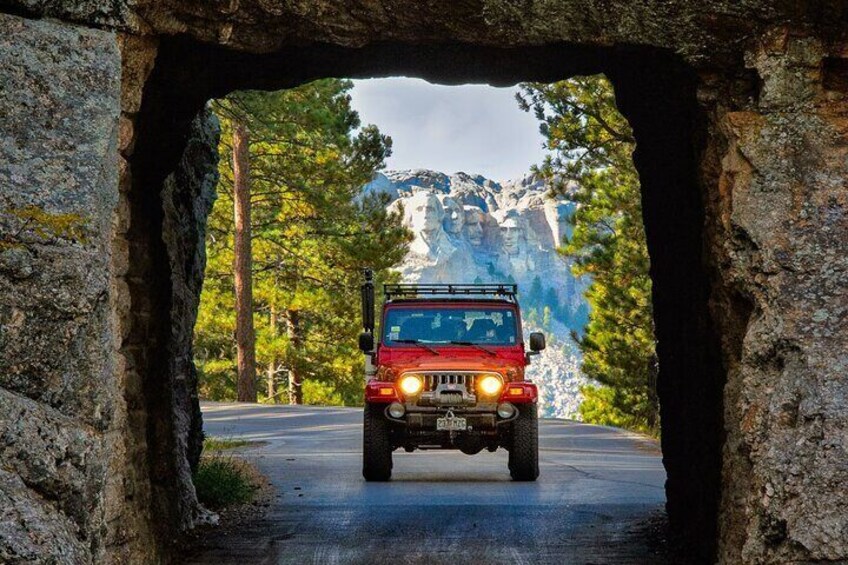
[185,403,667,564]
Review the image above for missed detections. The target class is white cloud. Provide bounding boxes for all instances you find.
[350,77,549,182]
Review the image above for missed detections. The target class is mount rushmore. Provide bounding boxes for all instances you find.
[364,169,590,418]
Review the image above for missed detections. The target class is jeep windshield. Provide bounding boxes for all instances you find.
[383,307,518,346]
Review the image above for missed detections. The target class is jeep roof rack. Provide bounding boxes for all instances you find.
[383,283,518,302]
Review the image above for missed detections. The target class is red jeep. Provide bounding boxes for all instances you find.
[358,271,545,481]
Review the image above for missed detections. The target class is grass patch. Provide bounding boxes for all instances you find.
[193,457,258,509]
[203,436,255,451]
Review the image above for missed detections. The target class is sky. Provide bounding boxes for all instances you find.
[349,78,550,183]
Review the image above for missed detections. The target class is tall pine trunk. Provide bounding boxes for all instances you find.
[286,309,303,405]
[267,305,277,403]
[233,119,257,402]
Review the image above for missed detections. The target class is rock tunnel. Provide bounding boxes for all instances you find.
[1,3,847,563]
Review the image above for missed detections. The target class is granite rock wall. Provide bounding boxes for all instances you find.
[0,13,220,562]
[703,31,848,563]
[0,14,120,563]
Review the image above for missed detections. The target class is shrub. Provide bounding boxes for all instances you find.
[193,457,258,509]
[203,436,253,451]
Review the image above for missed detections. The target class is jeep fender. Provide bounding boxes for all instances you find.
[499,382,538,404]
[364,380,401,403]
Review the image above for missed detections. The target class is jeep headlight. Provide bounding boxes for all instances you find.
[399,375,423,396]
[478,374,503,396]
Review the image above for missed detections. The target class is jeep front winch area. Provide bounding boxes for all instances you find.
[358,270,545,481]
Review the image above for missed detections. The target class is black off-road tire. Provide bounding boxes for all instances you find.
[362,404,393,481]
[508,403,539,481]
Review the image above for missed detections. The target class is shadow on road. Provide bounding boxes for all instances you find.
[181,403,670,564]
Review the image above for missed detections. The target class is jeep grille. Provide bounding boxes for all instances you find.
[418,372,482,392]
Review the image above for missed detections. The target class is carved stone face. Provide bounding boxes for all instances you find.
[405,192,444,233]
[463,206,484,246]
[439,196,464,234]
[500,217,523,255]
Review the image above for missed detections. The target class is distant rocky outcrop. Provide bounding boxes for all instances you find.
[366,169,587,311]
[365,169,591,418]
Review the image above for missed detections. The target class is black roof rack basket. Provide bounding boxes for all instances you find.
[383,283,517,302]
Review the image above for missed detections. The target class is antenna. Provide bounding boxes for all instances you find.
[361,268,375,333]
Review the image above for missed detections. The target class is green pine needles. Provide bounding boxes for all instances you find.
[195,80,411,405]
[518,75,659,435]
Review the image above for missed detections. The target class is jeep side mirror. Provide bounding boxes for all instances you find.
[529,332,546,352]
[359,331,375,353]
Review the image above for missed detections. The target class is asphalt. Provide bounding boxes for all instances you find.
[184,402,668,564]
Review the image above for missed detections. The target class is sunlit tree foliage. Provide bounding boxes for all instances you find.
[196,80,411,405]
[517,75,659,435]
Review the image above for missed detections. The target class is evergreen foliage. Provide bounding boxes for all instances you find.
[195,80,411,405]
[517,75,659,435]
[526,275,543,308]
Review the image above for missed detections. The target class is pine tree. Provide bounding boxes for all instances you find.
[542,306,552,330]
[517,75,658,434]
[526,308,539,328]
[543,287,558,314]
[527,275,543,309]
[266,305,279,402]
[196,80,411,405]
[231,117,257,402]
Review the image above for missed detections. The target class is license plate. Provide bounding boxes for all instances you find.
[437,416,467,431]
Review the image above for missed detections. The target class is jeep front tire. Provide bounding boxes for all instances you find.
[362,404,393,481]
[508,403,539,481]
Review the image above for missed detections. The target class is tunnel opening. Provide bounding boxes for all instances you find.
[197,75,608,414]
[126,37,725,562]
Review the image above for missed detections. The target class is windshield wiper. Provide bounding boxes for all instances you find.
[394,339,440,355]
[450,341,497,356]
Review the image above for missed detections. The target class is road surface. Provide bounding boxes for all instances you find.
[185,403,667,564]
